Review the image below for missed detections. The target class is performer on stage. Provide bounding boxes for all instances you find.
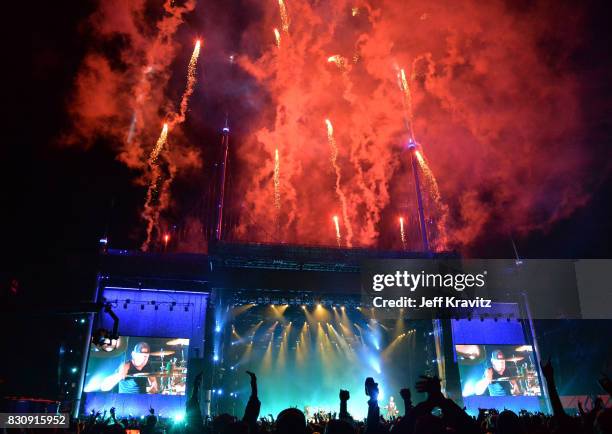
[475,349,520,396]
[384,396,399,418]
[100,342,159,394]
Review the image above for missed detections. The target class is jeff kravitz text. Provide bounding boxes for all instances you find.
[372,296,492,308]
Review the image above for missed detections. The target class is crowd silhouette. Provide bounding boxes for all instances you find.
[75,359,611,434]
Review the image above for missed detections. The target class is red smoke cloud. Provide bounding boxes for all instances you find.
[64,0,599,253]
[64,0,201,248]
[233,0,592,251]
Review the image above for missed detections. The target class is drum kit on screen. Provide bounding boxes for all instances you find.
[128,338,189,395]
[457,345,541,396]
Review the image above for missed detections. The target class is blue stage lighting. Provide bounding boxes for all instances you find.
[174,413,185,422]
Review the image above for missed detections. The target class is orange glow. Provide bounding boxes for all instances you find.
[399,217,406,250]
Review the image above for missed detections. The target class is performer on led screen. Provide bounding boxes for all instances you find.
[100,342,159,394]
[474,349,520,396]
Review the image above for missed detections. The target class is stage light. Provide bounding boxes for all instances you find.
[174,413,185,423]
[217,389,223,395]
[71,367,78,374]
[301,305,306,309]
[213,354,219,362]
[215,325,221,332]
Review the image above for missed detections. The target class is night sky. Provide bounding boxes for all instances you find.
[5,0,612,401]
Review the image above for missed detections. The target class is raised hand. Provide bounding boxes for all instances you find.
[540,357,554,382]
[246,370,257,384]
[365,377,379,400]
[415,375,443,402]
[399,388,411,402]
[339,389,350,401]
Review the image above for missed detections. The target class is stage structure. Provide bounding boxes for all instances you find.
[74,242,554,419]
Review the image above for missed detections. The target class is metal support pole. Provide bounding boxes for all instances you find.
[215,119,230,241]
[522,291,552,414]
[409,146,430,252]
[73,274,102,419]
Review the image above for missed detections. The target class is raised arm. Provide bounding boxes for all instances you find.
[339,389,351,421]
[540,357,566,418]
[365,377,380,433]
[243,371,261,433]
[399,388,412,415]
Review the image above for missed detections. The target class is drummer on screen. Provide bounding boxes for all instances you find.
[474,349,520,396]
[101,342,159,394]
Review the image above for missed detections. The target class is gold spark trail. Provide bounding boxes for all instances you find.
[333,215,341,247]
[398,68,415,140]
[141,39,202,251]
[142,123,170,251]
[172,39,201,126]
[415,150,449,250]
[398,65,448,250]
[274,148,281,210]
[325,119,353,247]
[278,0,290,33]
